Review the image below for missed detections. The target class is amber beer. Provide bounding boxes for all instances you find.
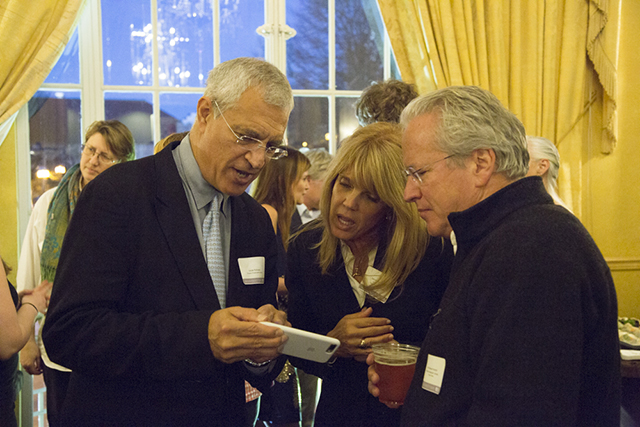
[372,343,420,406]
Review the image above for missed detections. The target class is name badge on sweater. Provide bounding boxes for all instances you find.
[238,257,265,285]
[422,354,446,395]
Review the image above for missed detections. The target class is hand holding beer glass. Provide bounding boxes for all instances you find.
[368,343,420,407]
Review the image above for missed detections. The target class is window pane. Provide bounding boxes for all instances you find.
[287,96,328,151]
[336,97,359,148]
[105,92,154,158]
[391,50,401,80]
[335,0,383,90]
[102,0,152,86]
[28,90,82,202]
[158,0,213,88]
[286,0,328,90]
[219,0,264,62]
[159,93,200,138]
[45,28,80,84]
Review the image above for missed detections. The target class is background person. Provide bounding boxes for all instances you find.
[251,147,310,427]
[526,135,571,211]
[287,122,453,427]
[253,146,310,256]
[368,85,620,426]
[291,148,333,233]
[0,257,51,427]
[355,79,418,127]
[17,119,135,426]
[288,147,333,427]
[154,131,189,154]
[41,57,292,426]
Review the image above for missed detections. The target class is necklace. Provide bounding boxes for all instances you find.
[352,256,367,278]
[352,265,361,277]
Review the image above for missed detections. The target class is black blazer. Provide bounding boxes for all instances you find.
[43,142,281,426]
[290,207,303,234]
[286,227,453,427]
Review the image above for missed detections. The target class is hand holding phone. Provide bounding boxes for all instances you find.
[260,322,340,363]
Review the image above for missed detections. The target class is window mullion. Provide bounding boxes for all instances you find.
[328,0,336,154]
[384,27,391,79]
[213,0,220,66]
[151,0,160,143]
[80,0,106,128]
[262,0,280,70]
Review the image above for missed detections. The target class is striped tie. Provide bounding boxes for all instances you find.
[203,194,226,308]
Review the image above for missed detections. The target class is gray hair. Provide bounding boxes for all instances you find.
[527,136,569,209]
[203,57,294,115]
[400,86,529,180]
[304,148,333,181]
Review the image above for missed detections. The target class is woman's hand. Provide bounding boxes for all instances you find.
[327,307,394,362]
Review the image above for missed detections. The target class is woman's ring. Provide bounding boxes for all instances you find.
[359,338,367,349]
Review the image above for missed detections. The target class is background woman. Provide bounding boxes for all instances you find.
[251,147,310,427]
[0,256,51,427]
[526,136,571,211]
[286,122,453,427]
[253,147,311,251]
[16,120,135,426]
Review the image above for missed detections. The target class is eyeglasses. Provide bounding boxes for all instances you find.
[81,144,119,165]
[404,155,454,184]
[213,100,288,160]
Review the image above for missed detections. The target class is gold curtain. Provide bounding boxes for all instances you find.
[0,0,86,138]
[377,0,619,218]
[587,0,618,154]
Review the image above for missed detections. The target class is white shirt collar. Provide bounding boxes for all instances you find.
[297,204,321,223]
[450,230,457,255]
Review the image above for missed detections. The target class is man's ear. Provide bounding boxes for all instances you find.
[196,96,214,126]
[469,148,496,186]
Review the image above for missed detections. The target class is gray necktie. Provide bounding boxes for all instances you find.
[203,194,226,308]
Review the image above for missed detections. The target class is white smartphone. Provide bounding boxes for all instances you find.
[261,322,340,363]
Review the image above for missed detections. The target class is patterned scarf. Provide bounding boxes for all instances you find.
[40,164,82,283]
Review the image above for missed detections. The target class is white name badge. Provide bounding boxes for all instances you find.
[238,257,265,285]
[422,354,446,395]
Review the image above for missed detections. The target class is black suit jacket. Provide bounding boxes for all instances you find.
[43,142,281,426]
[290,207,303,234]
[286,227,454,427]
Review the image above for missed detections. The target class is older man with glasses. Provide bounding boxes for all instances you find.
[368,85,620,426]
[43,57,293,426]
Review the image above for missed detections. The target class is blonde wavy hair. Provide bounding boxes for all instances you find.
[313,122,428,294]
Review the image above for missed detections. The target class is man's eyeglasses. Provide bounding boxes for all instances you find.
[213,100,288,160]
[404,155,454,184]
[81,144,119,165]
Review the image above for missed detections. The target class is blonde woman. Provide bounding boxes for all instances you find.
[286,122,453,427]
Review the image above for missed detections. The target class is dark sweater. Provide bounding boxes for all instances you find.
[401,177,620,427]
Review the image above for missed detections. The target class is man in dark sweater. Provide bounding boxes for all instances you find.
[367,86,620,426]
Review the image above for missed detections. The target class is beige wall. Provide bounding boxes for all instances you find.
[587,0,640,318]
[0,124,18,285]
